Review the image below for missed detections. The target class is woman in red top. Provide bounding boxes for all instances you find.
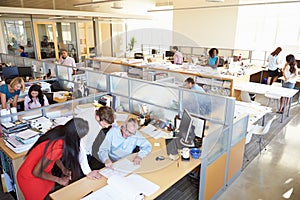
[17,118,89,200]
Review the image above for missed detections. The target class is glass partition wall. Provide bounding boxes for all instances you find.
[2,17,35,59]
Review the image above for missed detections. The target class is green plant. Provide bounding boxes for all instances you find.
[127,37,136,51]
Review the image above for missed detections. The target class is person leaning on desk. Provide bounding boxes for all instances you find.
[24,84,49,110]
[98,118,152,168]
[16,118,89,200]
[207,48,219,68]
[0,77,25,109]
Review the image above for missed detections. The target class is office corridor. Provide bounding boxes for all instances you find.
[218,106,300,200]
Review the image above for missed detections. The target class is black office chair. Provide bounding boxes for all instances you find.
[44,92,54,104]
[134,53,144,59]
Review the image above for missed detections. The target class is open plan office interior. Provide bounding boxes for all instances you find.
[1,0,300,200]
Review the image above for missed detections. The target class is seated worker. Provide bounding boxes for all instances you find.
[172,46,183,65]
[98,118,152,168]
[24,84,49,110]
[184,77,205,93]
[18,45,28,57]
[0,77,25,109]
[207,48,219,68]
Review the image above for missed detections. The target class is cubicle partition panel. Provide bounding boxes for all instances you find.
[200,126,229,200]
[85,70,108,91]
[43,62,57,78]
[227,115,249,184]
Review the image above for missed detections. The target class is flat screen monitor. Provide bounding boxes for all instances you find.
[2,67,19,79]
[18,67,32,77]
[165,51,174,57]
[179,109,194,147]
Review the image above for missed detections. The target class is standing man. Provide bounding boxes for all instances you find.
[172,46,183,65]
[56,49,76,75]
[18,45,28,57]
[98,118,152,168]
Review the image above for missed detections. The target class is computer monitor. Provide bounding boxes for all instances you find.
[179,109,194,147]
[2,66,19,79]
[165,51,174,57]
[18,67,32,78]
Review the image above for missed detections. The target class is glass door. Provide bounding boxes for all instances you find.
[33,22,58,60]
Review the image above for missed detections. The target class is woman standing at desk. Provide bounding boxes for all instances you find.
[207,48,219,68]
[277,54,298,113]
[267,47,282,85]
[0,77,25,109]
[24,84,49,110]
[17,118,89,200]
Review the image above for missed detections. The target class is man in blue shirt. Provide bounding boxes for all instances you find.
[18,46,28,57]
[98,118,152,168]
[184,77,205,93]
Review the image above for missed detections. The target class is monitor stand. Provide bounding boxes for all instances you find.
[180,138,194,148]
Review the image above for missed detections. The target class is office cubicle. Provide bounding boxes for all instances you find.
[63,67,248,200]
[0,53,249,200]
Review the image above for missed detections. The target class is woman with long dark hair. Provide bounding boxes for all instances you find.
[267,47,282,85]
[277,54,298,113]
[24,84,49,110]
[17,118,89,200]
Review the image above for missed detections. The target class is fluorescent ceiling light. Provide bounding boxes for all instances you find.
[74,0,122,8]
[48,16,63,19]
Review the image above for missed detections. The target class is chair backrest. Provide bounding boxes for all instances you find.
[262,115,277,134]
[245,124,258,144]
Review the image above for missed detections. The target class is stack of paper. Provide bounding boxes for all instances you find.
[140,124,166,139]
[99,159,140,178]
[82,174,160,200]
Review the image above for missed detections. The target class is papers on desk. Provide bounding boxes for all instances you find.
[81,174,159,200]
[99,158,140,178]
[140,124,166,139]
[53,116,73,126]
[16,129,40,140]
[115,113,128,122]
[5,135,37,153]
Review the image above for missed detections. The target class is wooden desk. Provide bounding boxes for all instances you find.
[0,139,26,200]
[50,138,202,200]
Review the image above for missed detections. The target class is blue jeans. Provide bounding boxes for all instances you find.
[282,82,295,89]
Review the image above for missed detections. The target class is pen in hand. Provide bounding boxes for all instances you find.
[82,191,93,198]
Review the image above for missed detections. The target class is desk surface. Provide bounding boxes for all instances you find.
[234,81,298,98]
[234,101,272,131]
[49,137,201,200]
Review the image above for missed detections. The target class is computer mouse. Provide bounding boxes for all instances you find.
[155,156,165,161]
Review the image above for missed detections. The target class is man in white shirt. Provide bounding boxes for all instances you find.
[56,49,76,75]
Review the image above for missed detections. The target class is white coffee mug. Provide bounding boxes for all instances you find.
[180,148,190,159]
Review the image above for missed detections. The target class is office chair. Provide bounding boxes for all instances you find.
[253,115,277,153]
[134,53,144,59]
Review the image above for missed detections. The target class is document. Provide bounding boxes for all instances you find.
[81,174,160,200]
[115,113,128,122]
[140,124,166,139]
[16,129,40,140]
[99,158,140,178]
